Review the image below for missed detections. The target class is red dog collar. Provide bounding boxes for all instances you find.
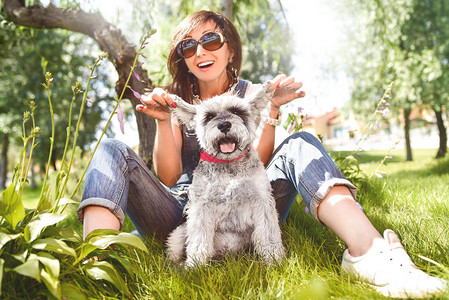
[200,146,251,163]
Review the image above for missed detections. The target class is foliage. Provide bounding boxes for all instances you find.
[333,0,409,119]
[0,34,154,299]
[0,12,32,59]
[401,0,449,110]
[333,0,449,160]
[234,0,294,83]
[0,14,112,178]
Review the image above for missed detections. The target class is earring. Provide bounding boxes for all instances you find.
[230,65,238,85]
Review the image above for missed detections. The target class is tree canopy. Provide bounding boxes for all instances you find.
[335,0,449,160]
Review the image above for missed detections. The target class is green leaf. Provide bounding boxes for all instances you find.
[25,213,67,242]
[89,232,148,253]
[0,231,20,250]
[40,268,61,299]
[32,238,76,257]
[11,250,28,263]
[57,197,77,206]
[84,228,121,239]
[12,258,41,282]
[0,258,4,295]
[108,252,134,275]
[72,243,97,266]
[61,283,87,300]
[36,252,60,278]
[84,261,129,295]
[0,184,25,229]
[54,227,82,243]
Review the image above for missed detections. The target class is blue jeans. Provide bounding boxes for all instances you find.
[77,132,356,240]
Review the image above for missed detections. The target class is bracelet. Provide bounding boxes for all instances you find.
[264,112,282,126]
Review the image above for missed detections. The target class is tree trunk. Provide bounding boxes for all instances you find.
[0,133,9,189]
[221,0,233,21]
[434,107,447,158]
[2,0,156,167]
[403,108,413,161]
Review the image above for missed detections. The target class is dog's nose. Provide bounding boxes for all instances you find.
[218,121,231,133]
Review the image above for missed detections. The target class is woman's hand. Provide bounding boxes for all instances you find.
[269,74,305,110]
[135,88,176,122]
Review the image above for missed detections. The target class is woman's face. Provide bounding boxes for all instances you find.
[182,20,233,87]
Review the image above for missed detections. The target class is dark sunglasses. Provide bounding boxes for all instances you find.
[176,32,227,59]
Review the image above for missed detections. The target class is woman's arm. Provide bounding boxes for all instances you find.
[256,105,280,164]
[152,120,183,186]
[256,75,305,165]
[137,88,183,186]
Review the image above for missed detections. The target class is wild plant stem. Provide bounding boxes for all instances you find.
[36,83,55,212]
[60,94,76,173]
[351,82,393,156]
[54,94,75,204]
[55,62,99,211]
[368,141,398,179]
[18,120,29,190]
[69,52,140,200]
[19,113,37,198]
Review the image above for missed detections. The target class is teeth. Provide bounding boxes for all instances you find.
[198,61,214,68]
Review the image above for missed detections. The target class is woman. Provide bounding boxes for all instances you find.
[78,10,446,298]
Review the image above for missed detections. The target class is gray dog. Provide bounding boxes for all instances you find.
[166,81,285,267]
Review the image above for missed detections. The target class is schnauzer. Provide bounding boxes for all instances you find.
[166,81,285,267]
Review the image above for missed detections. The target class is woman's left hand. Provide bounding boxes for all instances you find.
[269,74,305,109]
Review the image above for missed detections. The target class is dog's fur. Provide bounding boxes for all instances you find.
[166,81,285,267]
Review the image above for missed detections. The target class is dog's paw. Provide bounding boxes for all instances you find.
[185,255,208,269]
[260,244,286,265]
[166,224,187,262]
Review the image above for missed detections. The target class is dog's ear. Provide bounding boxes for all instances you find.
[170,95,197,130]
[247,81,275,114]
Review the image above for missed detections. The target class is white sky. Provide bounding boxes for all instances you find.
[282,0,350,113]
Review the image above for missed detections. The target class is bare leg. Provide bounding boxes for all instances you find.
[83,206,120,240]
[317,186,382,257]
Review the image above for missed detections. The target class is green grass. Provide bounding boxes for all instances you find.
[113,148,449,299]
[16,149,449,299]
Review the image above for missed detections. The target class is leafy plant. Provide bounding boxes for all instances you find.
[0,31,155,299]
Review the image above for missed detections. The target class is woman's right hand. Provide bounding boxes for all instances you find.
[136,88,175,122]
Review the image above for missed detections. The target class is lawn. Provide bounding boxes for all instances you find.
[16,148,449,299]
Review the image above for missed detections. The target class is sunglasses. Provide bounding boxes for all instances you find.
[176,32,227,59]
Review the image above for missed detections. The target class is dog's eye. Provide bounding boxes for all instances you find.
[203,112,216,124]
[228,106,248,118]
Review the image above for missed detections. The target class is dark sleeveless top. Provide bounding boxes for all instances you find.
[169,79,249,207]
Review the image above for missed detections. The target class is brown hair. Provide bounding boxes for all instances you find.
[166,10,242,104]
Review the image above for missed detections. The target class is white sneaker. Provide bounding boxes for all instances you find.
[342,229,447,298]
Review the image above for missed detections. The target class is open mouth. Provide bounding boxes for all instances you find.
[217,137,237,153]
[197,61,214,69]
